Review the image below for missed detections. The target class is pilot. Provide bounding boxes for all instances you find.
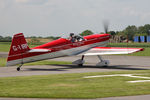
[69,33,76,42]
[74,35,84,42]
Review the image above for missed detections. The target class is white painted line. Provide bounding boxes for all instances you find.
[83,74,150,83]
[84,74,138,78]
[126,75,150,79]
[128,80,150,83]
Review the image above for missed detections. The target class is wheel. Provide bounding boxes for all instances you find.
[96,60,109,67]
[17,67,20,71]
[78,64,83,66]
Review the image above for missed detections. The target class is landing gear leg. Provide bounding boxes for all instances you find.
[97,55,103,62]
[96,55,109,67]
[17,64,23,71]
[78,55,85,66]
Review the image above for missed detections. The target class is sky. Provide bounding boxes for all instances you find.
[0,0,150,37]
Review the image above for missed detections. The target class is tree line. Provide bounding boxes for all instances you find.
[111,24,150,41]
[1,24,150,42]
[0,36,12,42]
[80,24,150,41]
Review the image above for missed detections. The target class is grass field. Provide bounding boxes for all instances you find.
[0,42,11,52]
[0,58,7,67]
[0,70,150,99]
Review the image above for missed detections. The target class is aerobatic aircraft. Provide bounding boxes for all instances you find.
[6,32,143,71]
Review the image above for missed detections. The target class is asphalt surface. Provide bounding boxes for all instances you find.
[0,54,150,100]
[0,52,8,58]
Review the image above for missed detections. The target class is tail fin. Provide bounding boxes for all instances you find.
[7,33,30,66]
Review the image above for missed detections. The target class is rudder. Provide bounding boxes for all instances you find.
[7,33,30,66]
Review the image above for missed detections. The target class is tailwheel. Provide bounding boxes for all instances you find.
[17,64,23,71]
[17,67,20,71]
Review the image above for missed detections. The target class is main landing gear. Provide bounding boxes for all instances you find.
[72,55,109,67]
[17,64,23,71]
[72,55,85,66]
[96,55,109,67]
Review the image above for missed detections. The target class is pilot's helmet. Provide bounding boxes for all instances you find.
[70,33,74,37]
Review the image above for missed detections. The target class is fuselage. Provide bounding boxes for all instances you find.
[7,34,111,66]
[34,34,110,53]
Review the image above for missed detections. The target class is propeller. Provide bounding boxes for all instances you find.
[103,20,109,34]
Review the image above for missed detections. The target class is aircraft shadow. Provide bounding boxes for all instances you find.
[27,64,149,71]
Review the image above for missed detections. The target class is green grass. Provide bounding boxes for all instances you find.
[0,58,7,67]
[0,42,11,52]
[0,70,150,98]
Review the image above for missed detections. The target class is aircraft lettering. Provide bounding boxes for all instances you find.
[17,45,21,50]
[21,44,28,49]
[12,44,28,51]
[12,46,17,51]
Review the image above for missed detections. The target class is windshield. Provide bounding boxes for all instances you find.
[69,35,84,42]
[61,34,84,42]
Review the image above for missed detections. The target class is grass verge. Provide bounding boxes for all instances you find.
[0,58,7,67]
[0,42,11,52]
[0,70,150,98]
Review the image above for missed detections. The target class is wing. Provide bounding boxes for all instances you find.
[83,47,144,56]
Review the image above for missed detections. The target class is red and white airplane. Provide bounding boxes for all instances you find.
[6,33,143,71]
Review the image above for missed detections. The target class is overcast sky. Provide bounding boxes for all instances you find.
[0,0,150,37]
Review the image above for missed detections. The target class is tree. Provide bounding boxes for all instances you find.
[123,25,137,41]
[80,30,94,36]
[0,36,12,42]
[143,24,150,35]
[108,31,116,36]
[138,26,145,34]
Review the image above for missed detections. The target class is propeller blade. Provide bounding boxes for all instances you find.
[103,20,109,33]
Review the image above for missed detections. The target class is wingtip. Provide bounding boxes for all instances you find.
[140,48,144,51]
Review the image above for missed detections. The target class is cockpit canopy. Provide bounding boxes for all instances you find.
[70,35,84,42]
